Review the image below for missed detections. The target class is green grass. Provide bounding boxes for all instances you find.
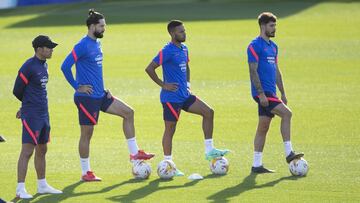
[0,0,360,202]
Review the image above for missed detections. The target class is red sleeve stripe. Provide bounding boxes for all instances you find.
[166,102,179,121]
[22,120,38,145]
[249,45,259,62]
[72,49,78,62]
[159,50,163,65]
[79,103,97,125]
[19,72,29,85]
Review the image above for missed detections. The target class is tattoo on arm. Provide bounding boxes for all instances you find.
[248,62,264,94]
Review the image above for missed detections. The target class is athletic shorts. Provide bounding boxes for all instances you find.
[253,92,282,118]
[74,94,114,125]
[162,95,197,122]
[21,115,50,145]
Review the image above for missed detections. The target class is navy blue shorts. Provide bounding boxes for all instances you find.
[74,94,114,125]
[21,115,50,145]
[162,95,197,122]
[253,92,283,118]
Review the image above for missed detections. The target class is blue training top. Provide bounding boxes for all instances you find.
[61,35,105,98]
[247,36,278,97]
[13,56,49,118]
[153,42,190,103]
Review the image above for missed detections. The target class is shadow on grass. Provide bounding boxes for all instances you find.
[207,173,302,202]
[107,173,223,202]
[8,173,302,203]
[0,0,320,28]
[12,178,143,203]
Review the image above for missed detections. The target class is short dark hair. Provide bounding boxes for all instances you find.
[167,20,183,33]
[258,12,277,25]
[86,8,104,28]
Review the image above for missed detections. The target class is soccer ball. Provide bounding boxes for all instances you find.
[289,158,309,176]
[209,157,229,175]
[157,160,177,179]
[132,161,151,179]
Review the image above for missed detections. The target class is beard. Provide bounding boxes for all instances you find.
[94,30,104,38]
[175,35,186,43]
[265,30,275,38]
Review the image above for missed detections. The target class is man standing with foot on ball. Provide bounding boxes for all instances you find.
[146,20,229,176]
[247,12,304,173]
[61,9,154,182]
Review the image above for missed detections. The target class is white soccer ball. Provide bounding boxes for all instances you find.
[209,157,229,175]
[157,160,177,179]
[132,161,151,179]
[289,158,309,176]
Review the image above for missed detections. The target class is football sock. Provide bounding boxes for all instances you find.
[37,178,48,188]
[16,182,25,191]
[164,155,172,160]
[127,137,139,155]
[284,141,293,157]
[253,151,263,167]
[80,157,90,175]
[204,139,214,153]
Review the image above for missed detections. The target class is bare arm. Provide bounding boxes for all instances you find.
[249,62,264,94]
[276,65,287,104]
[145,61,163,87]
[249,62,268,106]
[276,65,285,96]
[145,61,178,91]
[186,63,190,82]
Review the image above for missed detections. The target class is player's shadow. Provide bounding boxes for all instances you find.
[107,174,221,203]
[14,178,143,203]
[207,173,300,203]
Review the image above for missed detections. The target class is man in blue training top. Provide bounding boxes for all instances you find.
[61,9,154,182]
[145,20,229,176]
[247,12,304,173]
[13,35,62,199]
